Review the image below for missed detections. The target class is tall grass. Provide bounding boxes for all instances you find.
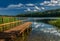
[0,16,23,32]
[0,17,17,24]
[48,19,60,28]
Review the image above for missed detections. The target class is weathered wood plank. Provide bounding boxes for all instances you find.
[4,22,32,33]
[0,22,32,41]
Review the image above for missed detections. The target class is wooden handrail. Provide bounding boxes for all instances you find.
[0,20,22,26]
[4,22,32,33]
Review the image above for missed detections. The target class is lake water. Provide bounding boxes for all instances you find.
[27,22,60,41]
[18,17,60,41]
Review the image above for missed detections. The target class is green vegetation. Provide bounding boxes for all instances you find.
[0,16,22,32]
[48,19,60,28]
[0,17,17,24]
[16,9,60,17]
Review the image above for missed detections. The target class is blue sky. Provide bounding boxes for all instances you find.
[0,0,60,15]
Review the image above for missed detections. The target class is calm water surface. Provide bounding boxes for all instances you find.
[27,22,60,41]
[18,17,60,41]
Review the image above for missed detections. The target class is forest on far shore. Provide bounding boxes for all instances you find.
[16,9,60,17]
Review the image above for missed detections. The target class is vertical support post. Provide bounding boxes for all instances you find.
[21,32,25,41]
[15,17,16,27]
[13,17,15,27]
[11,17,13,28]
[19,17,20,25]
[16,17,18,26]
[7,17,9,30]
[26,28,29,35]
[10,17,12,28]
[10,17,13,28]
[2,16,4,31]
[12,17,14,28]
[9,17,11,28]
[14,17,16,27]
[18,17,19,25]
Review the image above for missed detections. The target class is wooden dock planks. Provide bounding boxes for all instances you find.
[4,22,32,34]
[0,22,32,41]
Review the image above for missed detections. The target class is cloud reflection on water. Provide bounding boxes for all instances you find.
[32,22,60,37]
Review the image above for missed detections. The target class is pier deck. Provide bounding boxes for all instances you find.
[4,22,32,33]
[0,22,32,41]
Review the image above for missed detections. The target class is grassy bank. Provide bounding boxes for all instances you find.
[0,16,23,32]
[0,17,18,24]
[48,19,60,28]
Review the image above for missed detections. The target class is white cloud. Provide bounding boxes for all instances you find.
[40,1,50,5]
[35,6,41,10]
[0,3,24,10]
[41,7,45,10]
[47,3,56,6]
[26,3,35,6]
[27,8,31,11]
[0,0,60,11]
[24,8,39,12]
[33,9,38,12]
[44,1,50,4]
[40,0,60,6]
[40,3,44,5]
[24,8,31,12]
[8,3,23,8]
[51,0,58,4]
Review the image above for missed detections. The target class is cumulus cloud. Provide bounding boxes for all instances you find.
[0,0,60,11]
[27,8,31,11]
[33,9,38,12]
[47,3,56,6]
[0,3,35,11]
[24,7,39,12]
[24,8,31,12]
[40,0,60,6]
[44,1,50,4]
[51,0,58,4]
[26,3,35,6]
[8,3,23,8]
[2,3,35,10]
[35,6,41,10]
[40,1,50,5]
[41,7,45,10]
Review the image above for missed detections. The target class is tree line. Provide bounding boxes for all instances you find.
[16,9,60,17]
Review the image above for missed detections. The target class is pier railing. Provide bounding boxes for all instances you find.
[0,16,32,41]
[0,16,23,32]
[0,22,32,41]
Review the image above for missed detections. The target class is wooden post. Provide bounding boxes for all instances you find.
[24,28,28,35]
[15,17,17,26]
[2,16,4,31]
[12,17,14,28]
[18,17,20,25]
[21,32,25,41]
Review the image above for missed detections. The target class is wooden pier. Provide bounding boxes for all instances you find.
[0,22,32,41]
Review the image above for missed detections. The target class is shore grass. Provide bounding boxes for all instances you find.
[0,17,17,24]
[0,17,23,32]
[48,19,60,28]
